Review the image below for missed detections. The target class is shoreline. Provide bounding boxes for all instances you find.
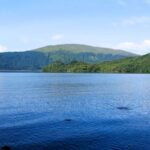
[0,70,150,74]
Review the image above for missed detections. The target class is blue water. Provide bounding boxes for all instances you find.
[0,73,150,150]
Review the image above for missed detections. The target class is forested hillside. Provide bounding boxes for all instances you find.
[0,44,135,70]
[43,54,150,73]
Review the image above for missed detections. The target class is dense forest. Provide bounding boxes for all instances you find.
[43,54,150,73]
[0,44,135,70]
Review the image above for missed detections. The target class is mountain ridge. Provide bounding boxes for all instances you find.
[34,44,136,55]
[0,44,137,70]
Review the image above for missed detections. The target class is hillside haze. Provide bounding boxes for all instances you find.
[0,44,136,70]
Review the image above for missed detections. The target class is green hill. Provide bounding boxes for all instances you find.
[97,53,150,73]
[0,44,136,70]
[43,54,150,73]
[35,44,133,55]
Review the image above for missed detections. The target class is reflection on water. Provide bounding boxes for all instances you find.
[0,73,150,150]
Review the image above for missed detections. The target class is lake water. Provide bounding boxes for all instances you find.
[0,73,150,150]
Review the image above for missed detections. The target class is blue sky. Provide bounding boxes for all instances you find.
[0,0,150,54]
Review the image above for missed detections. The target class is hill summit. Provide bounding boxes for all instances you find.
[0,44,136,70]
[35,44,134,55]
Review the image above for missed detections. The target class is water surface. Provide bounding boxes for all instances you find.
[0,73,150,150]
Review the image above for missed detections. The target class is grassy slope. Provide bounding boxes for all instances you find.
[35,44,135,56]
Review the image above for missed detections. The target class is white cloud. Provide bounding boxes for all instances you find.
[113,16,150,27]
[51,34,64,40]
[115,40,150,54]
[0,45,7,53]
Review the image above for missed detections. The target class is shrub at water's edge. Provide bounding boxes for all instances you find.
[43,54,150,73]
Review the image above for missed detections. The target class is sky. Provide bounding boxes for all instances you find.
[0,0,150,54]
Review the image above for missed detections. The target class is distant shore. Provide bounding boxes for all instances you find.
[0,71,149,74]
[0,70,41,73]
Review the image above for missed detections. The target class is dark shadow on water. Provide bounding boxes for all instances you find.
[10,129,150,150]
[1,146,11,150]
[64,119,72,122]
[2,119,150,150]
[117,107,130,110]
[44,132,150,150]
